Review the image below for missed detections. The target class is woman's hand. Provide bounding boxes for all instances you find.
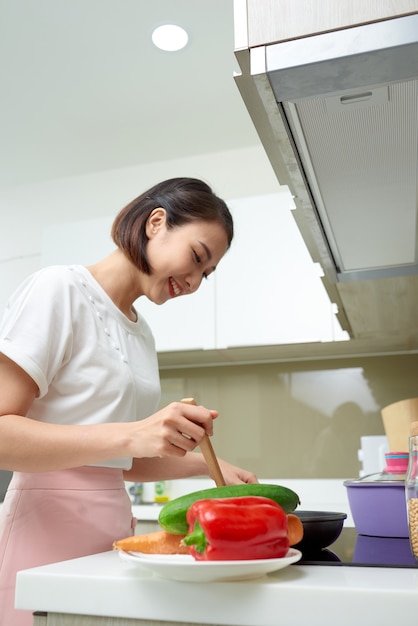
[216,458,258,485]
[125,403,259,484]
[127,402,218,459]
[125,451,258,484]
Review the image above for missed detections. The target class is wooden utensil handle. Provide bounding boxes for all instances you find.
[181,397,226,487]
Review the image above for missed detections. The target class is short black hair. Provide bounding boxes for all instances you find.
[111,177,233,274]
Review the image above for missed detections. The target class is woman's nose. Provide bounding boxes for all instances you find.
[186,272,203,293]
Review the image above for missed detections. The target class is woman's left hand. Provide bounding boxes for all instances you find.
[216,458,258,485]
[124,451,258,485]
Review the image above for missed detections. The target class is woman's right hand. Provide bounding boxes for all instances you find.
[127,401,218,459]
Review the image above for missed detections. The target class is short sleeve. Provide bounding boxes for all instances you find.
[0,267,74,398]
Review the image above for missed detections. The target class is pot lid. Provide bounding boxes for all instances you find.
[344,471,406,485]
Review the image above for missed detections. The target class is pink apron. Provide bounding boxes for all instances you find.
[0,466,135,626]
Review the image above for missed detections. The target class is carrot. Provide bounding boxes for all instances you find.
[113,530,190,554]
[114,517,304,554]
[287,514,304,546]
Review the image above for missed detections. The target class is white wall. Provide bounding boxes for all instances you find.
[0,145,280,312]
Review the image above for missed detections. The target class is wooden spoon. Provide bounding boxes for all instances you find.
[181,397,226,486]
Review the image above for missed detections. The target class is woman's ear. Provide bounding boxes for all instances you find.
[146,208,166,238]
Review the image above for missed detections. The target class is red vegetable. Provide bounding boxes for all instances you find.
[183,495,289,561]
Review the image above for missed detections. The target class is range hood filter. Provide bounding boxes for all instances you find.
[264,14,418,282]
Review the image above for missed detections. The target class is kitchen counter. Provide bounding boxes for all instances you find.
[15,550,418,626]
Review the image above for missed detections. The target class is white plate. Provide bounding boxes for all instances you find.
[118,548,302,582]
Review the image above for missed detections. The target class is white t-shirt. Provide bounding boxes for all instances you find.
[0,265,161,469]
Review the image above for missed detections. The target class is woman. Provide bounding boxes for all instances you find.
[0,177,257,625]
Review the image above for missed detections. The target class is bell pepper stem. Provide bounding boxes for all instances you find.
[183,521,208,554]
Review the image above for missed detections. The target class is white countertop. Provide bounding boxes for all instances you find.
[15,550,418,626]
[12,478,364,624]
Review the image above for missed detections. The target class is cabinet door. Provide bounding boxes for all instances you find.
[42,198,345,353]
[42,217,217,352]
[215,191,344,348]
[42,217,115,267]
[136,282,216,352]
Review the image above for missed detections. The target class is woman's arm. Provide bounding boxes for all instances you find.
[124,454,259,485]
[0,352,132,471]
[0,353,217,473]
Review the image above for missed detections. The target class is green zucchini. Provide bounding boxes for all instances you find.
[158,483,301,535]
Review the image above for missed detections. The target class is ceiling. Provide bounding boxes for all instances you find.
[0,0,260,188]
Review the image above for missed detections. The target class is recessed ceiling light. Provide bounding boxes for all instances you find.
[152,24,189,52]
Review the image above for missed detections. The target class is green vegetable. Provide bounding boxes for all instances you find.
[158,483,301,535]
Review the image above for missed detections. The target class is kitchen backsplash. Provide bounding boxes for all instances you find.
[159,353,418,479]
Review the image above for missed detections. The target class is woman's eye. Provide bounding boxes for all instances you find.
[193,250,202,264]
[194,250,209,279]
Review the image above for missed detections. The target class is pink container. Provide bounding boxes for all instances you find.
[383,451,409,474]
[344,478,409,538]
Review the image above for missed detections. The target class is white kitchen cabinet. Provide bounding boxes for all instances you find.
[137,187,344,352]
[42,217,116,267]
[242,0,418,47]
[135,280,216,352]
[42,217,216,352]
[144,190,345,351]
[215,191,345,348]
[42,192,345,353]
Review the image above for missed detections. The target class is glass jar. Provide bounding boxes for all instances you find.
[154,480,171,503]
[406,434,418,560]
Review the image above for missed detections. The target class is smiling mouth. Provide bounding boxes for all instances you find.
[169,277,182,297]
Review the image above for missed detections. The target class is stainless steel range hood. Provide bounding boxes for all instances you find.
[242,13,418,282]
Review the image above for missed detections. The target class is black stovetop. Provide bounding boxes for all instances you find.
[297,527,418,568]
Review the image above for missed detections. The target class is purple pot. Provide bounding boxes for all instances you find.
[344,477,409,538]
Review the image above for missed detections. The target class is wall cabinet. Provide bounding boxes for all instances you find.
[216,193,342,348]
[42,217,216,352]
[242,0,418,47]
[42,191,345,354]
[140,190,346,351]
[136,278,216,352]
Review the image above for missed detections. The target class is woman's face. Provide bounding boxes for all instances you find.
[141,208,229,305]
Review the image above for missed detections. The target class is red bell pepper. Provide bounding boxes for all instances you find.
[183,495,289,561]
